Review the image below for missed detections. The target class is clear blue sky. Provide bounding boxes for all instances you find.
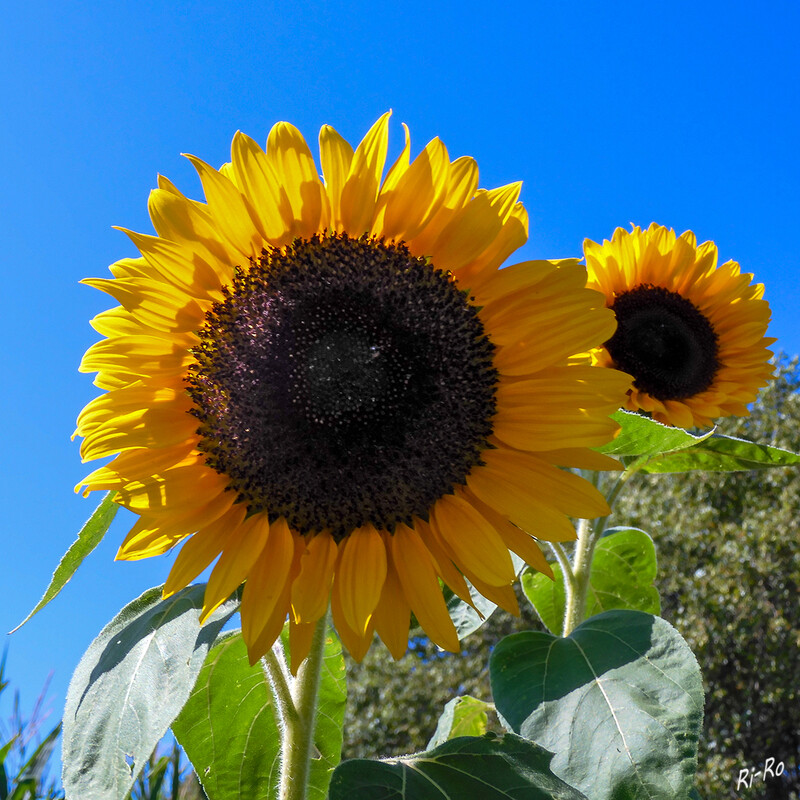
[2,0,799,773]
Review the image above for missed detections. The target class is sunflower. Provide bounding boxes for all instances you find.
[584,223,775,429]
[76,113,629,670]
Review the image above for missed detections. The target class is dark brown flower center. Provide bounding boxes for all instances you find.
[606,284,720,402]
[187,233,498,540]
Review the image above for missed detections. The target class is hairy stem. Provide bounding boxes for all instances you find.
[270,615,328,800]
[562,471,636,636]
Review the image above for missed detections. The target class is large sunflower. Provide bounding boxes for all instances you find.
[76,113,629,669]
[584,223,774,429]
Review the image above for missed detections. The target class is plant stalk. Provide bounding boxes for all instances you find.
[267,615,328,800]
[561,470,635,636]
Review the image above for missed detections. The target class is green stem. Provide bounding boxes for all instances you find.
[562,516,593,636]
[266,615,328,800]
[263,643,299,730]
[561,470,637,636]
[547,541,576,591]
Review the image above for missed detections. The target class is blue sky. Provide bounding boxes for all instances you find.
[2,0,799,774]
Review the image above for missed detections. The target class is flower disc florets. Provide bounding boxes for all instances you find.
[606,284,720,401]
[188,232,498,540]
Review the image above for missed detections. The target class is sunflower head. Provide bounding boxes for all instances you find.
[584,223,775,429]
[76,113,630,670]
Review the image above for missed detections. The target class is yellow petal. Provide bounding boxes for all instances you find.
[246,540,304,666]
[183,154,263,257]
[339,112,391,235]
[291,532,338,623]
[372,553,411,660]
[116,482,234,560]
[479,448,610,519]
[467,456,578,543]
[431,492,515,587]
[319,125,354,230]
[330,577,375,663]
[241,517,296,645]
[116,228,222,299]
[201,513,271,622]
[148,182,239,269]
[464,491,553,579]
[266,122,326,238]
[391,525,459,652]
[230,131,291,243]
[332,525,387,635]
[380,137,450,242]
[163,504,247,597]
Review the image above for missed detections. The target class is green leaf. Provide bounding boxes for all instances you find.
[597,410,712,459]
[427,695,491,748]
[12,492,120,632]
[329,733,589,799]
[174,624,346,800]
[521,568,566,636]
[62,583,237,800]
[174,633,280,800]
[490,610,704,800]
[15,722,61,788]
[522,529,660,635]
[584,528,660,619]
[641,433,800,473]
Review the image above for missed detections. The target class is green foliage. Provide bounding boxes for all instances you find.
[522,528,660,635]
[173,626,346,800]
[330,734,589,800]
[427,696,491,747]
[125,741,204,800]
[598,410,712,459]
[62,585,238,800]
[13,492,119,632]
[616,356,800,798]
[641,432,800,473]
[0,656,63,800]
[343,599,539,759]
[490,610,704,800]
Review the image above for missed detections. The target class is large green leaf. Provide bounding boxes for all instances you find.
[522,529,660,635]
[12,492,119,632]
[172,633,280,800]
[329,734,589,799]
[427,695,491,748]
[490,610,704,800]
[641,433,800,472]
[597,410,712,459]
[62,584,237,800]
[174,624,346,800]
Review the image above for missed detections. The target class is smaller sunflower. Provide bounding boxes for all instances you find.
[584,223,775,428]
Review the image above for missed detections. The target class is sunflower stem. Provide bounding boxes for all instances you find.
[276,614,328,800]
[262,644,299,729]
[547,541,576,591]
[562,470,634,636]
